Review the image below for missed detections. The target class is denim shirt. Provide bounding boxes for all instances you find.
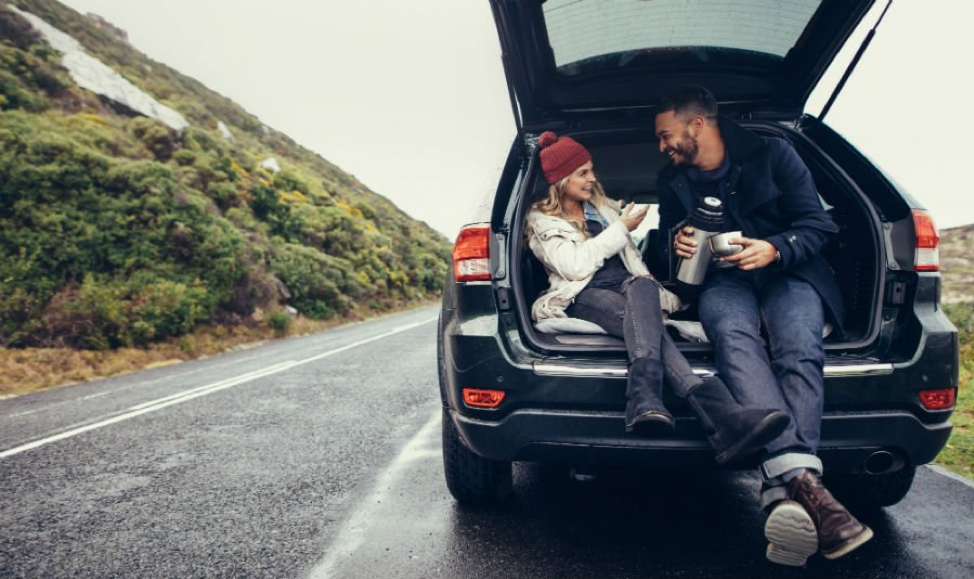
[583,202,609,228]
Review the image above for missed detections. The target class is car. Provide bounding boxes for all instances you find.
[438,0,958,509]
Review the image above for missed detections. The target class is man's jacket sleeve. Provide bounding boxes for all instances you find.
[763,140,838,269]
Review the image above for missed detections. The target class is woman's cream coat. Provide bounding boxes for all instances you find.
[525,199,681,323]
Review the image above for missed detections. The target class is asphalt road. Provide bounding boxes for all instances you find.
[2,305,972,578]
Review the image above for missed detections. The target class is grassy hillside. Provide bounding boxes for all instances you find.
[0,0,450,353]
[938,224,974,478]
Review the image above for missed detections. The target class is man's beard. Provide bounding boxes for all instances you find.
[671,130,699,166]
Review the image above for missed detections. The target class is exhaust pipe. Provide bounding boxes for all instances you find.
[863,449,905,475]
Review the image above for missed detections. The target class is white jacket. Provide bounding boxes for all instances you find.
[525,200,682,323]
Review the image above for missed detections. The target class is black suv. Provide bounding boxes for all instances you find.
[438,0,958,508]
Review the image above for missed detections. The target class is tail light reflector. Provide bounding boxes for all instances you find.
[912,210,940,272]
[919,388,955,410]
[462,388,506,409]
[453,224,491,282]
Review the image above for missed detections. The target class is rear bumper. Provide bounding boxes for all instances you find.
[450,407,953,472]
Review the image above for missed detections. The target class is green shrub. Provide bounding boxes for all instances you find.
[172,149,197,166]
[127,117,177,161]
[269,242,350,320]
[0,69,50,111]
[33,274,212,349]
[945,303,974,345]
[268,311,290,335]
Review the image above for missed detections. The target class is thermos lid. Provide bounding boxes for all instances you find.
[703,196,722,209]
[690,196,724,229]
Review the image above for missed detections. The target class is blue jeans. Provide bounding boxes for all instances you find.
[698,271,825,479]
[567,276,703,397]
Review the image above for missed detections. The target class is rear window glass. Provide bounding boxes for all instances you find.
[542,0,822,73]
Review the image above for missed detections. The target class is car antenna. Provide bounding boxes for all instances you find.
[818,0,893,124]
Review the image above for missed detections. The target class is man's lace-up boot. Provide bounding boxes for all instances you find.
[788,470,873,560]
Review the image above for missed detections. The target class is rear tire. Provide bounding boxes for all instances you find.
[441,409,513,505]
[825,465,916,510]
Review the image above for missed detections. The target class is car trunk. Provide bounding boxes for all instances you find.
[505,117,899,362]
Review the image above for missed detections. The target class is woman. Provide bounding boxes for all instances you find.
[525,131,788,465]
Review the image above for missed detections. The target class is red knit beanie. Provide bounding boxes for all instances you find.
[538,131,592,184]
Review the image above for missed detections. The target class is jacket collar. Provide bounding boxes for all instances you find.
[717,116,765,164]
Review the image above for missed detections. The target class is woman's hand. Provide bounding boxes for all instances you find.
[619,202,648,232]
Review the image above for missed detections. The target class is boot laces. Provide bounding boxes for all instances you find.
[798,476,847,522]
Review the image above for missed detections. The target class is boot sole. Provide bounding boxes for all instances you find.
[626,412,675,436]
[765,500,818,567]
[822,525,873,560]
[714,411,789,466]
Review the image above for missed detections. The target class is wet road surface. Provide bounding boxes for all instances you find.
[2,305,972,578]
[314,411,974,579]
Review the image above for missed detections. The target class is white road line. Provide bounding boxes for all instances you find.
[307,408,441,579]
[0,316,436,459]
[127,359,300,411]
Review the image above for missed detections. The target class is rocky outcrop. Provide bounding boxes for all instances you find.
[259,157,281,173]
[217,120,234,141]
[10,5,188,131]
[941,224,974,304]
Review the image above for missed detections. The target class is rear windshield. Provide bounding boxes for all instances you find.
[542,0,822,74]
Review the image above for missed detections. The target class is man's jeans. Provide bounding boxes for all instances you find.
[698,271,826,506]
[567,276,703,397]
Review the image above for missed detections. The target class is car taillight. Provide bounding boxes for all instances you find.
[918,388,955,411]
[462,388,506,409]
[912,210,940,272]
[453,224,491,282]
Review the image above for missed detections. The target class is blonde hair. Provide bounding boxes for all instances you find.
[532,175,609,237]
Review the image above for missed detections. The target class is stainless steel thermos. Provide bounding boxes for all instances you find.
[676,196,732,286]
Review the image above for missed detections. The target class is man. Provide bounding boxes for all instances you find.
[653,86,872,566]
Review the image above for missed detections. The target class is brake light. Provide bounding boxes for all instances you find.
[912,210,940,272]
[919,388,955,410]
[453,224,491,282]
[462,388,506,409]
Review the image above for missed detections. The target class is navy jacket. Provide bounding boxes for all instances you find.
[655,117,844,334]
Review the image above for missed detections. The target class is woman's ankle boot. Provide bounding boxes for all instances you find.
[625,358,675,435]
[686,375,790,465]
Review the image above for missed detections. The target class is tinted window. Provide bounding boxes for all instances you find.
[543,0,822,73]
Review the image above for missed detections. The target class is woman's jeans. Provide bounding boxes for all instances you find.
[699,271,826,507]
[567,276,702,398]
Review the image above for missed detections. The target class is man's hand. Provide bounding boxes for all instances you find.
[619,202,649,232]
[720,237,778,270]
[673,225,697,258]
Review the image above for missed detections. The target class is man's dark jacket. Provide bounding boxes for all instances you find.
[655,117,844,333]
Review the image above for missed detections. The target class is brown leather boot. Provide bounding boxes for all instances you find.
[787,470,873,560]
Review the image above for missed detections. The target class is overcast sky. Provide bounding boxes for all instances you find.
[54,0,974,239]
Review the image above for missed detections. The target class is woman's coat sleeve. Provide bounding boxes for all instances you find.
[528,218,629,282]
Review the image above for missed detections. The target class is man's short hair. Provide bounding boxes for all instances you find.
[658,86,718,123]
